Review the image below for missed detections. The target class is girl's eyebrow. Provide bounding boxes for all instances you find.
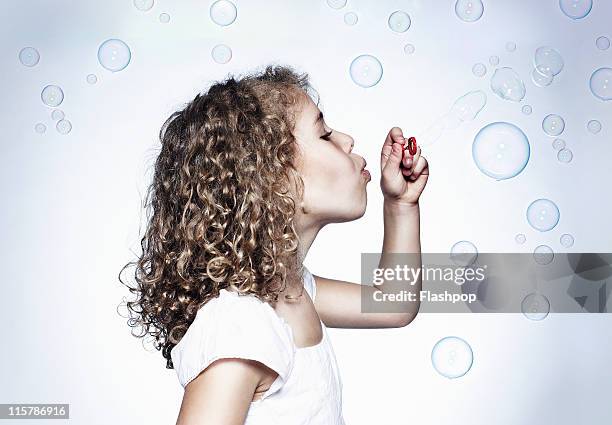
[314,110,324,126]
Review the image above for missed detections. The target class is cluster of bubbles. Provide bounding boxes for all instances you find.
[37,85,73,135]
[551,137,573,163]
[454,0,484,23]
[540,114,577,164]
[132,0,171,24]
[431,336,474,379]
[531,46,564,88]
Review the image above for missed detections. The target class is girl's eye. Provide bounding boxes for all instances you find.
[321,130,333,141]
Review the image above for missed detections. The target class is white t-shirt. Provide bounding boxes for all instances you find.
[170,266,345,424]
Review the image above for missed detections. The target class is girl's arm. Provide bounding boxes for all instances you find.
[312,127,428,330]
[176,358,275,424]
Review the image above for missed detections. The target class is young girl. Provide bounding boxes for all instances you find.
[121,64,428,424]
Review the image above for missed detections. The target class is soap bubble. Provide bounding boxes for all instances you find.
[515,233,526,244]
[490,67,526,102]
[210,0,237,26]
[388,11,411,33]
[532,67,553,87]
[455,0,484,23]
[587,120,602,134]
[472,63,486,77]
[589,68,612,101]
[41,85,64,107]
[560,233,575,247]
[326,0,346,9]
[596,36,610,50]
[56,119,72,135]
[211,44,232,64]
[34,123,46,134]
[431,336,474,379]
[159,12,170,23]
[133,0,154,11]
[86,74,98,84]
[51,109,64,121]
[552,138,566,150]
[450,90,487,121]
[559,0,592,19]
[489,55,500,66]
[403,43,415,55]
[19,47,40,67]
[521,293,550,320]
[98,39,131,72]
[534,46,564,76]
[344,12,358,25]
[522,105,532,115]
[557,148,573,163]
[349,55,383,88]
[505,41,517,52]
[450,240,478,266]
[472,122,530,180]
[527,199,560,232]
[542,114,565,136]
[533,245,554,265]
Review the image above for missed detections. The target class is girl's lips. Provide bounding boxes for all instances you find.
[361,169,371,181]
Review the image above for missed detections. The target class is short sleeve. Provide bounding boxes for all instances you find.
[170,290,296,397]
[303,266,317,302]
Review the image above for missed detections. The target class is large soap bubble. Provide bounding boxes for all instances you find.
[534,46,564,76]
[210,0,237,26]
[472,122,530,180]
[526,199,560,232]
[589,68,612,101]
[455,0,484,22]
[559,0,592,19]
[98,39,131,72]
[388,11,411,32]
[349,55,383,88]
[431,336,474,379]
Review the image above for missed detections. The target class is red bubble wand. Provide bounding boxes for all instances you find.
[401,136,418,162]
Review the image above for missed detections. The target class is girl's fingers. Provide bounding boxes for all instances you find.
[408,156,429,180]
[402,146,421,175]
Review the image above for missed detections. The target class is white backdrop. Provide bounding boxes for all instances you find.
[2,0,611,424]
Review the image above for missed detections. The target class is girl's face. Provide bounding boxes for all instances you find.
[292,94,370,225]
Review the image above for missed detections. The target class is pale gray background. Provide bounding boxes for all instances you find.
[1,0,611,424]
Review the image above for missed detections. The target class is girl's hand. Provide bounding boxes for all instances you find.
[380,127,429,206]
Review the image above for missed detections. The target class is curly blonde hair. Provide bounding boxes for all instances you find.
[119,64,318,369]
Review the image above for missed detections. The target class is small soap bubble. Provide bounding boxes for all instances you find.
[534,46,564,76]
[41,85,64,107]
[472,122,530,180]
[344,12,358,26]
[505,41,517,52]
[86,74,98,84]
[211,44,232,64]
[403,43,415,55]
[559,0,592,19]
[589,68,612,101]
[472,63,486,77]
[51,109,64,121]
[431,336,474,379]
[552,138,566,150]
[557,148,573,163]
[210,0,237,26]
[489,55,500,66]
[19,47,40,67]
[560,233,575,248]
[450,90,487,121]
[98,39,131,72]
[450,240,478,266]
[34,123,46,134]
[521,105,532,115]
[596,36,610,50]
[515,233,526,244]
[455,0,484,23]
[526,199,560,232]
[133,0,154,11]
[349,54,383,88]
[531,66,553,87]
[587,120,601,134]
[388,11,411,33]
[159,13,170,23]
[521,293,550,320]
[56,119,72,135]
[326,0,347,9]
[542,114,565,136]
[533,245,554,265]
[490,67,526,102]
